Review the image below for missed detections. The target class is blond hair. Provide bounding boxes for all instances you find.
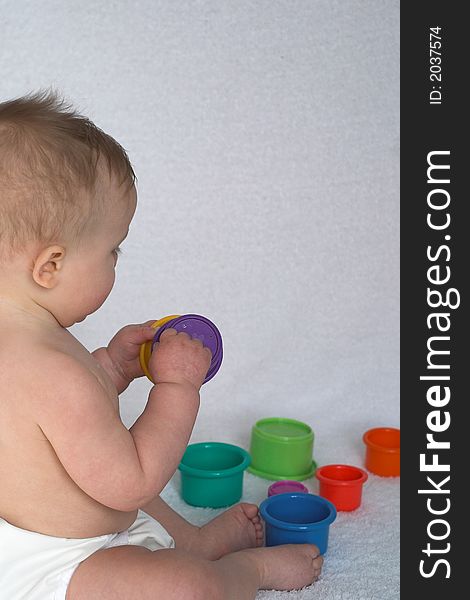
[0,89,136,259]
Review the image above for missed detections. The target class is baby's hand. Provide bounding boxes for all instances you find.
[106,320,157,382]
[149,328,212,391]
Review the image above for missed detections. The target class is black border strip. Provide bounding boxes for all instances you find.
[401,2,465,595]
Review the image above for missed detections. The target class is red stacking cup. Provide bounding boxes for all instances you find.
[315,464,368,511]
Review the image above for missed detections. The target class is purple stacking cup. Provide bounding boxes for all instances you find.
[151,314,223,384]
[268,481,309,497]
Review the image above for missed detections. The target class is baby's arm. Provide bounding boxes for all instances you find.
[34,330,211,511]
[129,328,212,497]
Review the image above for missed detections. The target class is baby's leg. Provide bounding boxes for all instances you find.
[66,543,322,600]
[142,495,263,559]
[140,495,199,550]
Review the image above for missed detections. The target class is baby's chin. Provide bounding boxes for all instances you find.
[59,314,86,328]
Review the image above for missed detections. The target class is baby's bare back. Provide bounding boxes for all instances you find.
[0,320,137,538]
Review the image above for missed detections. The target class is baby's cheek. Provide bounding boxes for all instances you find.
[97,274,115,305]
[86,271,115,313]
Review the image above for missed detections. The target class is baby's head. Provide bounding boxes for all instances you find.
[0,90,137,327]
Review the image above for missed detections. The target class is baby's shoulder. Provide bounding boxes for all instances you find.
[0,338,68,437]
[0,329,96,410]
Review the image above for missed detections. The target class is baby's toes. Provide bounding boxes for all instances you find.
[240,503,260,520]
[255,525,264,546]
[313,555,323,574]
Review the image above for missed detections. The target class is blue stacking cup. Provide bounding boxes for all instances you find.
[259,493,337,555]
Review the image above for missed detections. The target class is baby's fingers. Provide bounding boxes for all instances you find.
[111,323,157,349]
[159,328,178,340]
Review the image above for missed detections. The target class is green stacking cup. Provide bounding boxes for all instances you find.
[178,442,251,508]
[248,418,316,481]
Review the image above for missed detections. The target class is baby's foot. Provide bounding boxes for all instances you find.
[197,503,263,560]
[247,544,323,591]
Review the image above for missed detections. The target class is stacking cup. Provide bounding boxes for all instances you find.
[178,442,251,508]
[248,418,316,481]
[315,464,368,511]
[140,314,223,384]
[260,493,336,554]
[363,427,400,476]
[268,481,309,497]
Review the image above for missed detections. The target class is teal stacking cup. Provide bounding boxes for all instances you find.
[178,442,251,508]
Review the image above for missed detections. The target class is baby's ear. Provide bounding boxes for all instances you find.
[32,245,66,289]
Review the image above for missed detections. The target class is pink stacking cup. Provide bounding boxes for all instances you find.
[268,481,309,497]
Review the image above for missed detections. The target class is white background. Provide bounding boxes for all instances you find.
[2,1,400,597]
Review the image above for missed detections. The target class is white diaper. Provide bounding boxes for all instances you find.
[0,510,175,600]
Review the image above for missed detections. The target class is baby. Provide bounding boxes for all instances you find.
[0,91,323,600]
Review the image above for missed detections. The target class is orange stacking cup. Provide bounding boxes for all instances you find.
[363,427,400,477]
[316,464,368,511]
